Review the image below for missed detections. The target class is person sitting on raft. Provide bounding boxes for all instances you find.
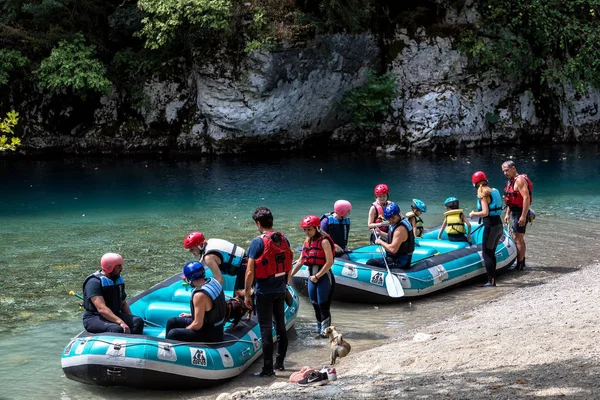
[438,197,471,243]
[165,261,226,342]
[82,253,144,335]
[368,184,391,244]
[405,199,427,238]
[367,203,414,269]
[320,199,352,256]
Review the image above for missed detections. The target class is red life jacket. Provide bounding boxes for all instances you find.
[254,231,294,279]
[504,174,533,208]
[301,233,335,266]
[372,201,389,232]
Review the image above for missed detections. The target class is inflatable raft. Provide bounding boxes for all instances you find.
[61,273,299,389]
[291,222,516,302]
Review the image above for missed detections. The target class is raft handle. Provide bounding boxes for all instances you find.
[106,367,125,377]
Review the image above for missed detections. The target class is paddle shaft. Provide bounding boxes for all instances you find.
[372,229,403,298]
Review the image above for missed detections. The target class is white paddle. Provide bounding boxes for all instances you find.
[372,229,404,298]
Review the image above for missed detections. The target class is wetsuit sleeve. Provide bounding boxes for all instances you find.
[84,278,103,299]
[247,237,264,259]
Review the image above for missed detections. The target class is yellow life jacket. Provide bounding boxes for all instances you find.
[444,209,465,234]
[405,211,424,237]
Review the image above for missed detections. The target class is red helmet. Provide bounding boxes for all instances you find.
[183,232,206,249]
[300,215,321,229]
[472,171,488,187]
[374,183,390,197]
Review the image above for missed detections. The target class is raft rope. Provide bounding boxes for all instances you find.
[70,337,259,348]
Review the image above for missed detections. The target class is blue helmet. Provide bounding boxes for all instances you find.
[383,202,401,219]
[444,197,459,208]
[183,261,205,282]
[412,199,427,213]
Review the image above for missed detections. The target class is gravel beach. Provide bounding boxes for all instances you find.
[215,262,600,399]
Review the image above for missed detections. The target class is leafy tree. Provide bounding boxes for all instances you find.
[459,0,600,94]
[0,110,21,152]
[136,0,232,50]
[342,71,398,128]
[0,49,29,86]
[35,33,112,98]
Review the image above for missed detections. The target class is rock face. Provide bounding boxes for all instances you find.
[193,34,380,153]
[12,34,380,155]
[6,5,600,155]
[377,26,599,153]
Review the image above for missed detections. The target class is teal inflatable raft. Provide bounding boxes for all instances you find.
[61,273,299,389]
[291,222,516,302]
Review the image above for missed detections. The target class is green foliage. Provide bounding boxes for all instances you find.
[459,0,600,93]
[342,71,398,128]
[0,110,21,152]
[317,0,374,33]
[111,48,159,109]
[244,7,277,53]
[0,49,29,86]
[136,0,232,50]
[21,0,72,16]
[35,33,112,98]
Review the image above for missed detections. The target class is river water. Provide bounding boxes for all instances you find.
[1,145,599,399]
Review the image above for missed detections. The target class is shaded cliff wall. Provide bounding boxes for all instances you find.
[6,2,600,155]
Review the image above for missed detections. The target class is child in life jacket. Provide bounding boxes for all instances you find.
[438,197,471,243]
[405,199,427,238]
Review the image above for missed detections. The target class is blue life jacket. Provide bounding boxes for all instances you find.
[190,278,226,341]
[387,218,415,259]
[83,271,125,316]
[477,188,503,217]
[320,212,350,249]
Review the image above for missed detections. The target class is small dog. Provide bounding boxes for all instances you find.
[225,289,253,329]
[322,325,351,365]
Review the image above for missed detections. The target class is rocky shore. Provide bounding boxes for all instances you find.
[215,262,600,399]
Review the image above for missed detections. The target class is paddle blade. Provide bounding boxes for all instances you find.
[385,273,404,298]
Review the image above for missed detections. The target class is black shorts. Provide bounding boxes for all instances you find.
[511,209,527,234]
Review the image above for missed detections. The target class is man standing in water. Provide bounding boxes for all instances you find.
[502,160,533,270]
[244,206,293,376]
[82,253,144,334]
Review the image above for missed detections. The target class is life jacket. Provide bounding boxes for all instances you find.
[387,218,415,259]
[204,238,246,276]
[320,213,350,249]
[444,209,466,234]
[504,174,533,208]
[371,201,389,232]
[83,271,125,315]
[405,211,424,237]
[190,278,226,340]
[254,231,294,279]
[301,232,335,267]
[477,188,503,217]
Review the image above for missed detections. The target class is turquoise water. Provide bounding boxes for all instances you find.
[1,145,599,398]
